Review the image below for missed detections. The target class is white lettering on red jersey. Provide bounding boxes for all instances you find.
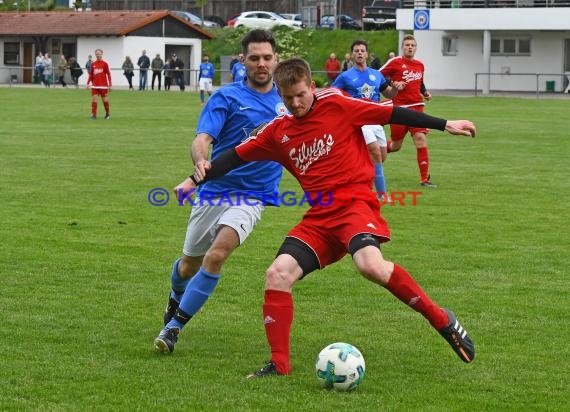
[88,60,112,89]
[380,57,425,108]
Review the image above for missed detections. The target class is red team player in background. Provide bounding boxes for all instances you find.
[380,34,437,188]
[87,48,112,120]
[174,57,476,378]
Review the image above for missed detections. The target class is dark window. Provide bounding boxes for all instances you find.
[4,42,19,65]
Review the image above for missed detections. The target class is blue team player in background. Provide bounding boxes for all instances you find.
[333,39,401,203]
[231,53,247,83]
[198,54,216,105]
[154,29,287,353]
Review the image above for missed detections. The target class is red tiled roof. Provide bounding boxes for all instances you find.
[0,10,213,38]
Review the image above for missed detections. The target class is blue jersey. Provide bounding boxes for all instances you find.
[199,62,215,79]
[332,67,388,102]
[231,62,246,82]
[196,81,287,204]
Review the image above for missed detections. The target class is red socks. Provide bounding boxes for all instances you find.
[91,102,97,117]
[263,289,293,374]
[417,147,430,182]
[103,101,110,115]
[385,264,448,330]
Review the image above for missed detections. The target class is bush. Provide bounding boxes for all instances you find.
[204,27,398,77]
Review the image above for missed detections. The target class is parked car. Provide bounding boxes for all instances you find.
[280,13,306,28]
[173,11,220,28]
[233,11,304,30]
[226,14,239,27]
[362,0,399,30]
[205,15,226,27]
[319,14,362,30]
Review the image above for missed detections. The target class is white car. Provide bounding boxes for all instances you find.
[173,11,220,28]
[233,11,303,30]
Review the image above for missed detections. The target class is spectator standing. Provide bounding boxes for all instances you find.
[86,48,112,120]
[42,53,53,87]
[151,53,164,90]
[85,54,93,72]
[163,58,172,91]
[122,56,135,90]
[57,54,68,88]
[137,50,150,91]
[198,54,215,105]
[324,52,341,85]
[69,57,83,88]
[341,52,353,72]
[170,53,185,91]
[35,51,44,84]
[388,51,396,60]
[369,52,381,70]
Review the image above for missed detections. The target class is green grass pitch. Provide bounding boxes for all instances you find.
[0,87,568,410]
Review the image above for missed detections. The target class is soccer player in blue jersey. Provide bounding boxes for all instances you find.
[198,54,215,105]
[332,39,401,203]
[230,54,246,83]
[154,29,287,353]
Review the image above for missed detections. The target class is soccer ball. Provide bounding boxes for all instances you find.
[315,342,365,391]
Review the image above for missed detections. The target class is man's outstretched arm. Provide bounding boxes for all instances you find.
[389,106,476,137]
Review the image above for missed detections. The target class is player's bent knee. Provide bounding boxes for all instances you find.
[265,265,295,290]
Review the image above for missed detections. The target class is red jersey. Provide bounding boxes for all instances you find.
[88,59,112,89]
[380,56,425,108]
[235,88,393,200]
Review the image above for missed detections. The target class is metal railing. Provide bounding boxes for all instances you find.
[474,72,570,97]
[0,66,211,90]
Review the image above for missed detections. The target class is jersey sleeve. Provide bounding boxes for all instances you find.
[235,122,279,163]
[196,92,229,141]
[341,93,394,127]
[331,73,344,88]
[379,59,396,78]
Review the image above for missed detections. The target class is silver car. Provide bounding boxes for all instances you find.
[233,11,303,30]
[173,11,220,28]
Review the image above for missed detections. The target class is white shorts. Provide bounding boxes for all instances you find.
[361,125,387,147]
[199,77,213,92]
[183,195,264,257]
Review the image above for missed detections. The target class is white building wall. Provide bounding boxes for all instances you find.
[397,7,570,92]
[76,36,202,87]
[414,30,569,92]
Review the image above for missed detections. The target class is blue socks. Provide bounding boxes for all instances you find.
[169,258,188,302]
[374,163,387,196]
[167,267,220,330]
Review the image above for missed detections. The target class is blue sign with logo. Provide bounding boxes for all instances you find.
[414,9,430,30]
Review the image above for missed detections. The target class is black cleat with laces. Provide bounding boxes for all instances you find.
[246,361,284,379]
[420,175,438,188]
[438,309,475,363]
[154,327,180,354]
[163,295,180,326]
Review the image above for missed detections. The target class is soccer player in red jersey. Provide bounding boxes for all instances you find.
[380,34,437,187]
[174,58,476,376]
[86,48,112,120]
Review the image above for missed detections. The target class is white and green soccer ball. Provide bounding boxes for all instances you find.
[315,342,365,391]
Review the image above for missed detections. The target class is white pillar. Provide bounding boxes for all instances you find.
[398,31,405,55]
[482,30,491,95]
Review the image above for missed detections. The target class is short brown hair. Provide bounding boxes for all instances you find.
[402,34,416,45]
[273,58,312,90]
